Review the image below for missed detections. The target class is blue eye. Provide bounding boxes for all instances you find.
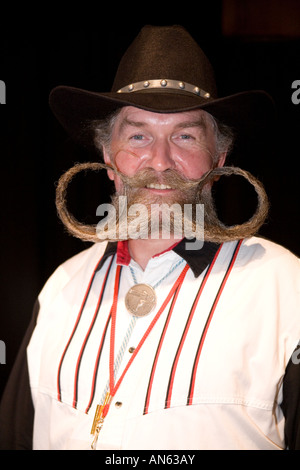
[180,134,193,139]
[131,134,144,140]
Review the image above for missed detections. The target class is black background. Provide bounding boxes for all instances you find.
[0,2,299,398]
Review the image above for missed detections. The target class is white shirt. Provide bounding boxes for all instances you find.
[27,237,300,450]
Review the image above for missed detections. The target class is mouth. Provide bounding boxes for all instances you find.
[146,183,173,190]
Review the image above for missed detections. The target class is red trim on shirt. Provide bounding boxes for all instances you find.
[73,256,115,409]
[152,240,183,258]
[143,282,184,415]
[165,243,223,409]
[116,241,131,266]
[116,239,183,266]
[187,239,243,405]
[57,254,112,404]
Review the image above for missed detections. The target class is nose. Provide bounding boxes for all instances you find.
[146,139,175,172]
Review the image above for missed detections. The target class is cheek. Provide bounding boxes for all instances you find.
[113,147,144,176]
[176,151,214,179]
[110,149,143,193]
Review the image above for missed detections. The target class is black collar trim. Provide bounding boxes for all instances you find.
[173,239,221,277]
[95,239,221,278]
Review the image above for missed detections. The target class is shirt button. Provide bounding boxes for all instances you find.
[128,347,135,354]
[115,401,123,409]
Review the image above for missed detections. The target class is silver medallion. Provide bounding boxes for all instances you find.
[125,284,157,317]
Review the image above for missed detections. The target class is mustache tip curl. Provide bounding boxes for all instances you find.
[55,162,269,245]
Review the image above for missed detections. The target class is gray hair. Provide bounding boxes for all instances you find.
[206,114,235,163]
[91,108,235,164]
[92,109,121,153]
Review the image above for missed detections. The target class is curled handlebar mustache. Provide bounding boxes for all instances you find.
[55,162,269,244]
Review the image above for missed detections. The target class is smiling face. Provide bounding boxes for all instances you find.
[55,106,268,247]
[103,106,227,200]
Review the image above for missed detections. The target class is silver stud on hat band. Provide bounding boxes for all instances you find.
[117,79,211,99]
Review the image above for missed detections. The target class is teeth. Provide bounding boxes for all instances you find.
[147,183,172,189]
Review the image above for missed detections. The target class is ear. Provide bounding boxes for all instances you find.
[103,148,115,182]
[212,151,227,183]
[216,151,227,168]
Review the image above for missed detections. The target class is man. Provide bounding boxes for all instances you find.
[0,25,299,450]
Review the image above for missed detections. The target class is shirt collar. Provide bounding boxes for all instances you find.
[95,239,221,278]
[173,239,220,277]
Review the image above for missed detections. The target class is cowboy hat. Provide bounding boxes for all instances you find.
[49,25,275,142]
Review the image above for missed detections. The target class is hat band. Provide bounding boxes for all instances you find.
[116,79,211,98]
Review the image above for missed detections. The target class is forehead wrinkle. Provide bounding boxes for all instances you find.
[118,116,146,135]
[116,111,210,137]
[175,116,208,131]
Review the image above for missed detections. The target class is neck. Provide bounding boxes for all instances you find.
[128,237,182,270]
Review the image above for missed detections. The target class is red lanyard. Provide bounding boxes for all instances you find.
[109,262,189,402]
[91,261,189,447]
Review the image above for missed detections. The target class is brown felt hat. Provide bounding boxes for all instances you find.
[49,25,275,141]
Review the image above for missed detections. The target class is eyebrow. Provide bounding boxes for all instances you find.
[175,118,208,131]
[118,117,146,135]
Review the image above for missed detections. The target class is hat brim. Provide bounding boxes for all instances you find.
[49,85,275,146]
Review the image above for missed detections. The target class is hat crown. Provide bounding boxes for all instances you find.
[111,25,218,97]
